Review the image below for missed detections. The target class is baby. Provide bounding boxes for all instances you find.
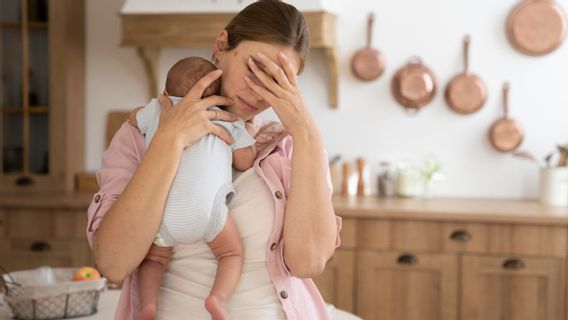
[129,57,258,320]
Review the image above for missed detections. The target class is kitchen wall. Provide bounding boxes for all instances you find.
[85,0,568,198]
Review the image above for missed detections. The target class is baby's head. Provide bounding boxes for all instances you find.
[165,57,221,98]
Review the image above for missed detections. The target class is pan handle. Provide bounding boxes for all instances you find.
[366,13,375,48]
[502,82,510,118]
[463,35,470,74]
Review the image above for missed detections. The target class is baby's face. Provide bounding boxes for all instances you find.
[215,40,301,121]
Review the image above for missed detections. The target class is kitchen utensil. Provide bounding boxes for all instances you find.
[489,83,524,152]
[513,150,540,166]
[507,0,567,56]
[341,162,351,196]
[557,144,568,166]
[356,157,367,196]
[391,57,438,113]
[377,161,395,197]
[445,35,487,115]
[539,167,568,206]
[351,13,386,81]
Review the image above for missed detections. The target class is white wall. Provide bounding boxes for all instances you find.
[86,0,568,199]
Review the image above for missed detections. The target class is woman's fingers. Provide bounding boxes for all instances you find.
[245,75,279,106]
[278,52,298,87]
[207,109,239,122]
[208,123,234,145]
[158,94,173,110]
[184,69,223,101]
[199,95,235,110]
[255,52,293,91]
[248,58,285,98]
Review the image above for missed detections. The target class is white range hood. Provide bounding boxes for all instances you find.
[121,0,339,14]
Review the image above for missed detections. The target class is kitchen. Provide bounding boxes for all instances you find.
[1,0,568,319]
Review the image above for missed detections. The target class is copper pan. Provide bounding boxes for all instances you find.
[489,83,524,153]
[351,13,386,81]
[445,35,487,115]
[391,57,437,113]
[506,0,567,56]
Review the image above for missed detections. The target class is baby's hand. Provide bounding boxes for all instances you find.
[245,121,259,138]
[127,106,143,129]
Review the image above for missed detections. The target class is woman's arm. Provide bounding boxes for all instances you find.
[93,70,237,283]
[246,52,337,278]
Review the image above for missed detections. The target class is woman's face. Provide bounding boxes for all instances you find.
[214,33,302,121]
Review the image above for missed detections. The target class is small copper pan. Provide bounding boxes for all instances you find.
[351,13,386,81]
[391,57,437,113]
[507,0,567,56]
[445,35,487,115]
[489,83,524,152]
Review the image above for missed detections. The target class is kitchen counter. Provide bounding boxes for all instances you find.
[332,195,568,225]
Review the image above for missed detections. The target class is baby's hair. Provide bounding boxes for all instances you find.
[165,57,221,97]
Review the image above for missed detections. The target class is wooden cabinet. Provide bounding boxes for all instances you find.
[0,0,85,192]
[313,196,568,320]
[461,255,565,320]
[0,193,94,272]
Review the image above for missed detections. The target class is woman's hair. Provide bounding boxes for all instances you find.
[224,0,310,74]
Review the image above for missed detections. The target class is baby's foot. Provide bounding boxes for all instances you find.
[139,303,157,320]
[205,295,229,320]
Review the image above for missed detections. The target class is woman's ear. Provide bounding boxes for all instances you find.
[213,30,229,56]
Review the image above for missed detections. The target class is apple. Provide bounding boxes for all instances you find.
[72,266,101,281]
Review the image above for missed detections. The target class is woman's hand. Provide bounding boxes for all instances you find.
[156,69,238,150]
[244,52,315,137]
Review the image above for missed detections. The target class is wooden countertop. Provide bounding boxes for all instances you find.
[0,192,93,209]
[332,195,568,226]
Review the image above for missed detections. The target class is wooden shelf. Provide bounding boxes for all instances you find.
[120,11,338,108]
[0,21,49,29]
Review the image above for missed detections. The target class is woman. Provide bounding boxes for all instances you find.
[87,1,341,319]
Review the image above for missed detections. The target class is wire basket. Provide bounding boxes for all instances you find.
[1,266,106,320]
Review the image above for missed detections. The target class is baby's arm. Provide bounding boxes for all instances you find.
[232,121,259,171]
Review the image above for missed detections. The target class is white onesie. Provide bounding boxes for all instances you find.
[136,97,256,246]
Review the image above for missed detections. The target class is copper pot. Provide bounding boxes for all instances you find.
[351,13,386,81]
[391,57,437,113]
[506,0,567,56]
[445,35,487,115]
[489,83,524,152]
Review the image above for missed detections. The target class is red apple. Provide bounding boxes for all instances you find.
[72,266,101,281]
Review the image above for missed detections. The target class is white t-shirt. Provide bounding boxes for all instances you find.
[156,167,286,319]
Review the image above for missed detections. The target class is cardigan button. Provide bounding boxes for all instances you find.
[94,194,101,203]
[270,242,277,251]
[280,291,288,299]
[275,191,283,199]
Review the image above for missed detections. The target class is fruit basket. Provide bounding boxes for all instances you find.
[1,266,106,320]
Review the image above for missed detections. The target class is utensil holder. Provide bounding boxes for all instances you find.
[539,167,568,206]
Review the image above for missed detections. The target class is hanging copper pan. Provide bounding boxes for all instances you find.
[489,83,524,152]
[351,13,386,81]
[506,0,567,56]
[445,35,487,115]
[391,57,437,113]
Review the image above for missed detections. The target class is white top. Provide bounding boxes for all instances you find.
[156,168,286,319]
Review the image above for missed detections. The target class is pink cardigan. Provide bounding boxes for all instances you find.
[86,121,342,319]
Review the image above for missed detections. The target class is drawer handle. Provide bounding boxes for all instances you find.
[503,258,525,270]
[16,176,34,186]
[397,254,418,265]
[30,241,51,252]
[450,230,472,242]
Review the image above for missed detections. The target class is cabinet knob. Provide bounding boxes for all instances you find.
[397,254,418,265]
[450,230,472,242]
[30,241,51,252]
[503,258,525,270]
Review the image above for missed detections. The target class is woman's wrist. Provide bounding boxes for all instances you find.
[153,126,186,154]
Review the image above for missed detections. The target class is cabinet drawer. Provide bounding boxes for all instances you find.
[5,209,88,239]
[358,220,445,252]
[444,223,567,257]
[0,239,93,271]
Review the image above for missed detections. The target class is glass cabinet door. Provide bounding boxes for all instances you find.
[0,0,49,181]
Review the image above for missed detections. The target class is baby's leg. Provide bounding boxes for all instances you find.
[138,244,173,320]
[205,215,244,320]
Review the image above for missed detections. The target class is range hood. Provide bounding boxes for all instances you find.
[119,0,339,108]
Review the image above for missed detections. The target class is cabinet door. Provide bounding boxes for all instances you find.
[313,249,355,312]
[357,251,458,320]
[461,255,565,320]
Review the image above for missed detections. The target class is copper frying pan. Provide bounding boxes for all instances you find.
[391,57,437,113]
[507,0,567,56]
[351,13,386,81]
[489,83,524,152]
[445,35,487,115]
